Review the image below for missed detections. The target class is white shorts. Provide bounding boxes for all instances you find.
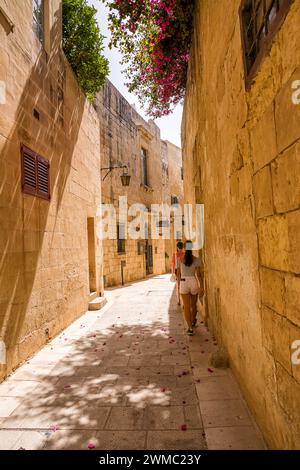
[180,277,199,295]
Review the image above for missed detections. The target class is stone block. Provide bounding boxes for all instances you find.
[286,210,300,274]
[275,67,300,154]
[289,322,300,384]
[261,306,292,373]
[286,275,300,327]
[250,104,278,172]
[272,315,293,374]
[271,143,300,213]
[258,215,289,271]
[253,166,274,218]
[230,165,252,204]
[276,363,300,422]
[260,267,285,315]
[237,127,251,164]
[261,306,275,354]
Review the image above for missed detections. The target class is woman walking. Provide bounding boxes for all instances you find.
[177,240,204,336]
[172,241,185,305]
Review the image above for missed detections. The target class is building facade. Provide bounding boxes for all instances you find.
[182,0,300,449]
[161,139,184,272]
[0,0,104,381]
[96,81,183,287]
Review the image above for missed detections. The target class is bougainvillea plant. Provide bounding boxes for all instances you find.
[104,0,195,118]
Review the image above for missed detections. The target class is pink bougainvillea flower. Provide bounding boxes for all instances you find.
[87,441,96,449]
[50,424,60,432]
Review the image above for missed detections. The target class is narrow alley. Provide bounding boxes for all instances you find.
[0,276,264,450]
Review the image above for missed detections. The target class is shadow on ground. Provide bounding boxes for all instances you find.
[0,283,207,450]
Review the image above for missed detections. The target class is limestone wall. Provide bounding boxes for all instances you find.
[161,140,183,272]
[182,0,300,449]
[0,0,103,381]
[96,81,177,286]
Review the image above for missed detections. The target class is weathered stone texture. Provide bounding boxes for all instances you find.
[260,268,285,316]
[97,81,182,287]
[285,275,300,327]
[0,0,103,381]
[253,166,274,218]
[182,0,300,449]
[271,143,300,214]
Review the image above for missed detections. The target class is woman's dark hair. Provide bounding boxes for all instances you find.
[177,241,184,250]
[183,240,194,267]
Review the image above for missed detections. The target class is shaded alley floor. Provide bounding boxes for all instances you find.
[0,275,265,450]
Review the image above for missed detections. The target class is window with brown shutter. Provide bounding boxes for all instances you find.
[117,223,126,254]
[240,0,292,88]
[21,145,50,200]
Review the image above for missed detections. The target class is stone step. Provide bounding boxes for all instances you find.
[89,291,97,301]
[88,296,107,311]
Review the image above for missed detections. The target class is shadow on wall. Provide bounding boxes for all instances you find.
[0,286,206,450]
[0,10,86,380]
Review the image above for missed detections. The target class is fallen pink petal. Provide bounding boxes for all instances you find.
[50,424,60,432]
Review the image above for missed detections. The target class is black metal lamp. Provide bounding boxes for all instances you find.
[101,164,131,187]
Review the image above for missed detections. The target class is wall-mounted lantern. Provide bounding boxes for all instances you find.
[101,164,131,187]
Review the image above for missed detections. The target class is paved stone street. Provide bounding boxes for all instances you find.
[0,275,265,450]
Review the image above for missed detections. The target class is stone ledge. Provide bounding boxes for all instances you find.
[88,296,107,311]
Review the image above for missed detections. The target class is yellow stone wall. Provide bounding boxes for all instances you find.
[97,81,182,286]
[182,0,300,449]
[161,140,184,272]
[0,0,103,381]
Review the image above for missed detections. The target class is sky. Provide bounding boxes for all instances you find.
[89,0,183,148]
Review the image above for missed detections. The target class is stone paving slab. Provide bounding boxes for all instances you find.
[0,275,265,450]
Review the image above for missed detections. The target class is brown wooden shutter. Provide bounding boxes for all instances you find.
[21,145,37,196]
[37,155,50,200]
[21,145,50,200]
